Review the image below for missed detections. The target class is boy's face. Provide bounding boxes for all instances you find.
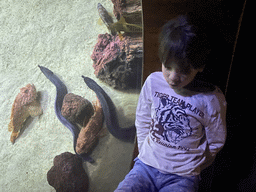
[162,59,202,91]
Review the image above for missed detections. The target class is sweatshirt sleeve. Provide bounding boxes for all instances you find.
[204,88,227,159]
[135,76,152,152]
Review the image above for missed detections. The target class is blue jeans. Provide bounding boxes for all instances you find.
[115,158,199,192]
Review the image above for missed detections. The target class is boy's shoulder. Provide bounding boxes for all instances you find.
[147,72,165,83]
[148,71,164,78]
[144,72,165,86]
[185,79,216,93]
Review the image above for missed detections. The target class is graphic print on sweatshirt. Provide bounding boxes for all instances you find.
[150,95,192,144]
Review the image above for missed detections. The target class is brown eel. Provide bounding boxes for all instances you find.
[76,98,103,154]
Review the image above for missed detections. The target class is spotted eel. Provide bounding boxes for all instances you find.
[38,65,94,163]
[82,76,136,142]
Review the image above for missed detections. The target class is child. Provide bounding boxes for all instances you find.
[115,15,227,192]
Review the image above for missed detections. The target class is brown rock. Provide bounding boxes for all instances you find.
[61,93,94,127]
[8,84,43,144]
[91,33,142,89]
[47,152,89,192]
[111,0,142,24]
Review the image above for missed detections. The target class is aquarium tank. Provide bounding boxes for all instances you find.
[0,0,143,191]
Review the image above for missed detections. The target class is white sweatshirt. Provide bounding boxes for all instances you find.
[136,72,227,176]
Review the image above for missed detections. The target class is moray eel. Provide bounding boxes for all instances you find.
[82,76,136,142]
[38,65,94,163]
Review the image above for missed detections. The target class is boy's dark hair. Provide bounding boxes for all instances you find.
[159,15,210,70]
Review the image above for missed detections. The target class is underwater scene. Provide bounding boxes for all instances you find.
[0,0,142,191]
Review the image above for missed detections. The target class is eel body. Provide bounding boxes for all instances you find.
[76,98,103,154]
[82,76,136,142]
[38,65,94,163]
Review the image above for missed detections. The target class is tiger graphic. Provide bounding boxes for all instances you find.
[152,96,192,144]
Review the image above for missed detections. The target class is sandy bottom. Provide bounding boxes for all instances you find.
[0,0,140,191]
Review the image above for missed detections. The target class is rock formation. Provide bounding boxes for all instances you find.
[47,152,89,192]
[91,33,142,89]
[111,0,142,24]
[61,93,94,127]
[92,0,143,89]
[8,84,43,144]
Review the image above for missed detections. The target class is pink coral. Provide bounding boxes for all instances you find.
[90,33,142,89]
[91,33,125,76]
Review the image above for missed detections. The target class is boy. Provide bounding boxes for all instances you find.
[115,15,226,192]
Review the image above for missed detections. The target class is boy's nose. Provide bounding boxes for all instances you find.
[169,72,180,84]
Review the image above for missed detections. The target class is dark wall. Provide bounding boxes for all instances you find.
[142,0,190,82]
[142,0,250,191]
[213,1,253,191]
[142,0,243,91]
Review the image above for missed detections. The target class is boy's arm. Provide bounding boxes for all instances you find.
[204,90,227,165]
[135,78,152,152]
